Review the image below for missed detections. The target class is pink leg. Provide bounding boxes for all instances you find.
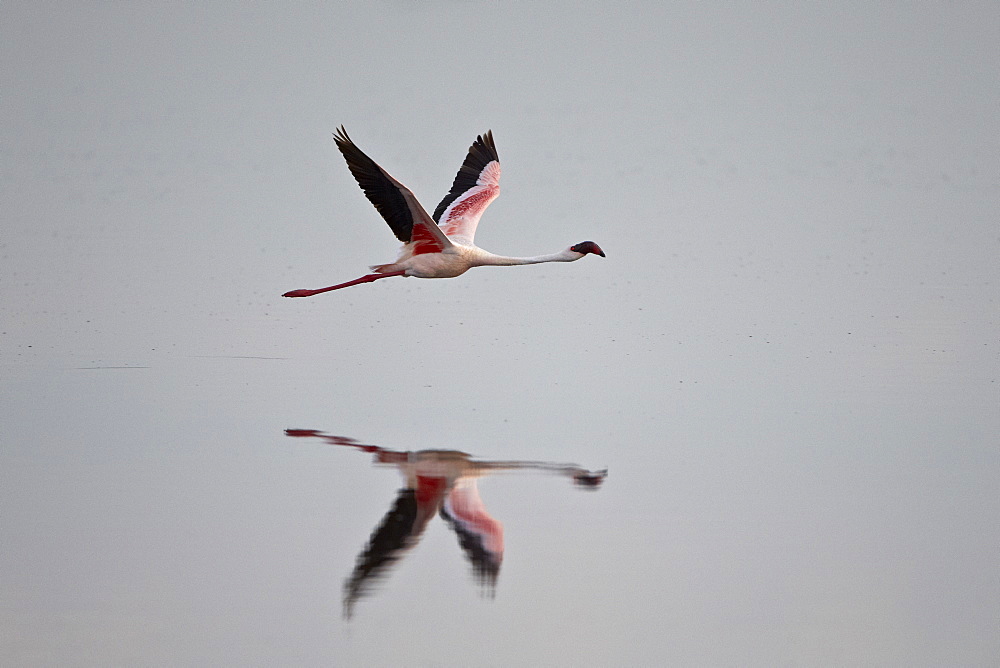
[282,270,406,297]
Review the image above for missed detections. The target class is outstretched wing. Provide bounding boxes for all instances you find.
[432,131,501,246]
[333,126,451,255]
[440,479,503,589]
[342,488,418,619]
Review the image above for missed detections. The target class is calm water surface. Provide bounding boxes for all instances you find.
[2,3,998,666]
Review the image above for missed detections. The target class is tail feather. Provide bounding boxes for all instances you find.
[370,263,402,273]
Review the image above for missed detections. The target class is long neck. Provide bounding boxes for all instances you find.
[473,248,579,266]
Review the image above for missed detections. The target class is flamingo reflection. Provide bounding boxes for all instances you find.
[285,429,607,618]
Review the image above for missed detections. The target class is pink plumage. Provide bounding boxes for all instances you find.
[282,127,604,298]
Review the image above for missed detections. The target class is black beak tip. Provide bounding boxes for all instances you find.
[572,241,605,257]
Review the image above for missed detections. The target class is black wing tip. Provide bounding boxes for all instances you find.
[333,126,494,161]
[430,129,500,222]
[330,125,414,244]
[333,125,351,146]
[473,130,498,163]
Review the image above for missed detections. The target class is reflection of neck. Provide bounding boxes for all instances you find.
[475,459,594,480]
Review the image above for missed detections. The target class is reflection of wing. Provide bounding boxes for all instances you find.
[343,489,419,619]
[342,477,448,618]
[440,480,503,590]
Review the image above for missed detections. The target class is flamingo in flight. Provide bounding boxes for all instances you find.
[282,127,605,298]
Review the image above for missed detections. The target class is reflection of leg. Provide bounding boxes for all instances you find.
[284,429,391,456]
[376,450,409,464]
[343,488,417,618]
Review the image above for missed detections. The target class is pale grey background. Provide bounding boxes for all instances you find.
[2,2,998,666]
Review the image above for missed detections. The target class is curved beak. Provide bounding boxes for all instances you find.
[571,241,606,257]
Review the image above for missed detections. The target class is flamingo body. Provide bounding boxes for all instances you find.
[282,127,604,297]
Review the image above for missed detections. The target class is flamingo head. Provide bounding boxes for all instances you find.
[573,469,608,488]
[569,241,606,258]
